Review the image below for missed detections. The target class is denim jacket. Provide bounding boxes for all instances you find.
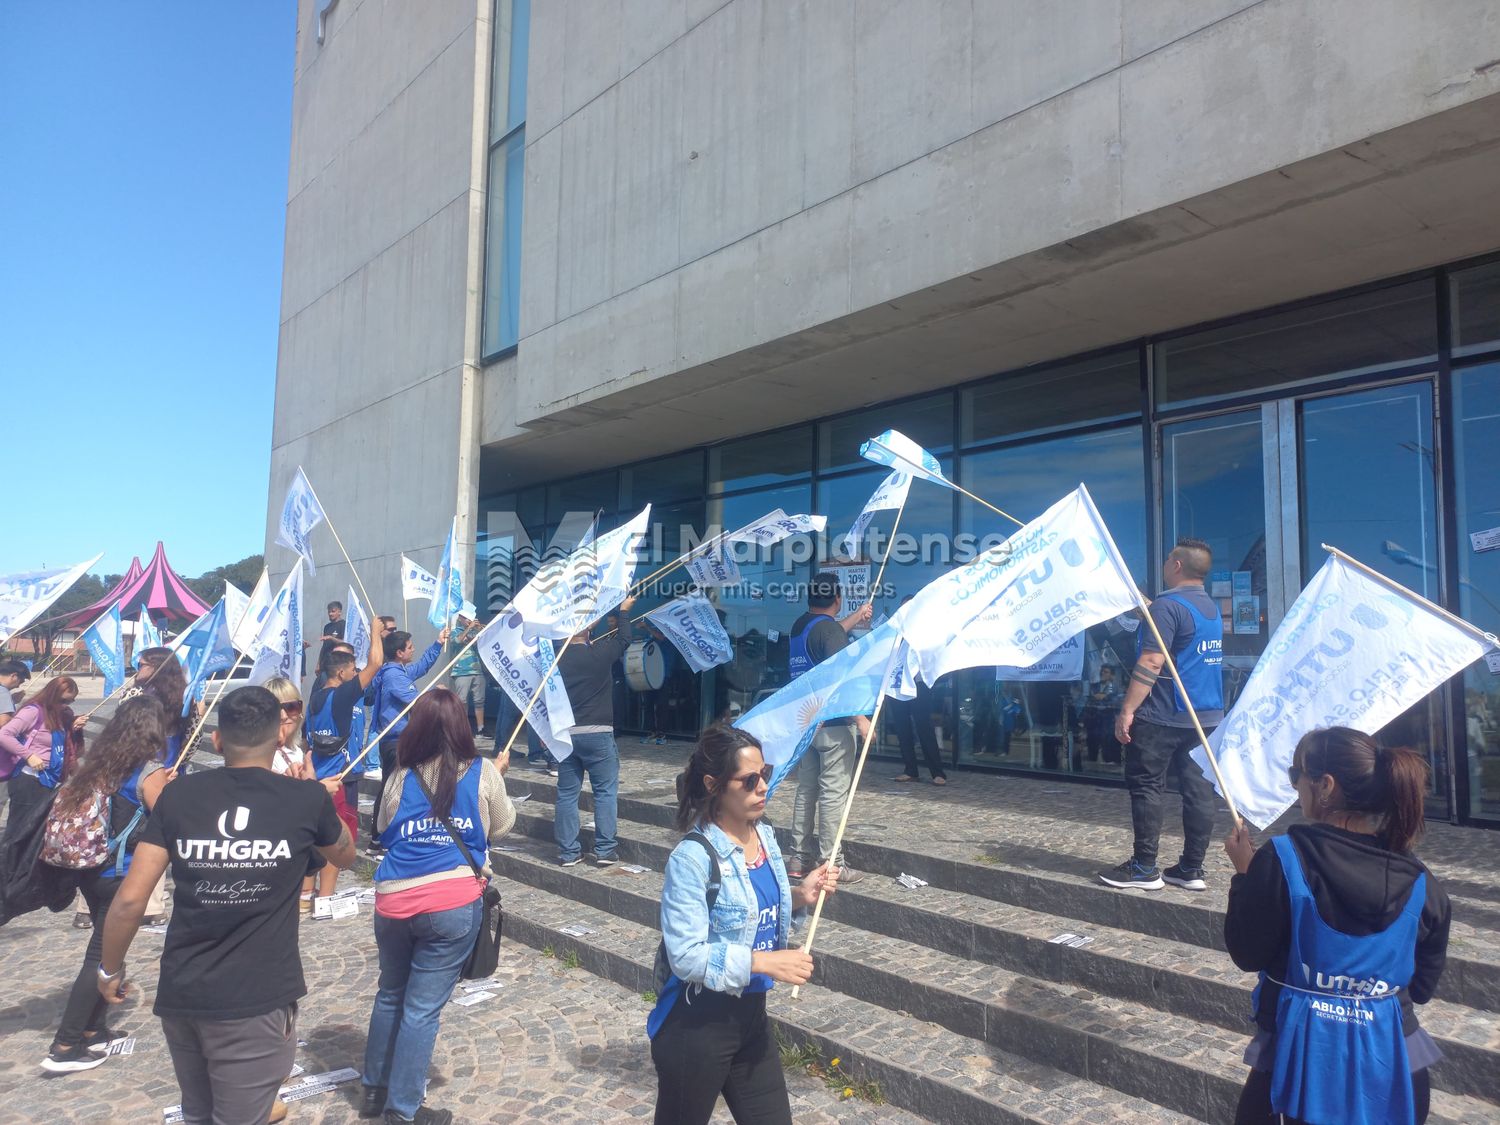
[660,820,795,998]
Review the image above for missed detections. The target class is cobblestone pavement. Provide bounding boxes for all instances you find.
[0,865,921,1125]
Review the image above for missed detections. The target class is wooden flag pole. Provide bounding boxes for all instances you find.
[951,482,1023,528]
[790,639,904,999]
[321,510,375,623]
[867,496,909,603]
[335,628,485,781]
[498,636,574,758]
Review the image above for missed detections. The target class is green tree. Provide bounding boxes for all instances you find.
[183,554,265,605]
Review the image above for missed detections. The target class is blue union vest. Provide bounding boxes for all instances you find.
[1137,590,1223,712]
[375,763,486,882]
[304,684,366,780]
[787,617,824,681]
[1261,834,1424,1125]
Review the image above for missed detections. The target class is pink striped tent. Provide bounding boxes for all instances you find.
[65,541,211,629]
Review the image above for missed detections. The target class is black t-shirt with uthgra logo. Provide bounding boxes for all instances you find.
[139,766,343,1019]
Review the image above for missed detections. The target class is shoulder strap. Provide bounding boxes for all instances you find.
[684,829,720,910]
[1271,834,1311,899]
[410,765,486,881]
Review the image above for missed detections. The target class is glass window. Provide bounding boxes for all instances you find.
[949,426,1146,776]
[708,427,811,493]
[1452,363,1500,820]
[819,395,953,473]
[1155,281,1437,407]
[481,0,529,359]
[962,351,1140,446]
[1452,261,1500,358]
[546,471,618,524]
[705,485,815,727]
[622,450,705,507]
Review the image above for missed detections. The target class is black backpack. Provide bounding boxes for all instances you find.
[651,830,721,994]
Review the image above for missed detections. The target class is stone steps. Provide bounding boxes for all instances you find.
[499,803,1500,1105]
[497,876,1203,1125]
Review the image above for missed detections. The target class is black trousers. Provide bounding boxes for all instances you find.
[652,989,791,1125]
[56,871,122,1045]
[890,697,946,779]
[1234,1066,1430,1124]
[1124,719,1218,870]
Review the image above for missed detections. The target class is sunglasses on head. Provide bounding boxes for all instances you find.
[731,765,774,791]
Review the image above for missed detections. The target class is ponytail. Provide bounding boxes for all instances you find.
[1295,726,1428,853]
[1377,743,1429,854]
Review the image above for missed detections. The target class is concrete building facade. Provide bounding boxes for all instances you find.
[267,0,1500,824]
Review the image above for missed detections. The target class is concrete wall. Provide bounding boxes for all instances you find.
[483,0,1500,487]
[267,0,489,636]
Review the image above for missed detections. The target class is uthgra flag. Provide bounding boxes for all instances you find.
[135,604,163,666]
[646,592,733,672]
[891,485,1140,686]
[0,554,104,645]
[249,562,304,685]
[840,469,912,558]
[174,599,236,714]
[1194,554,1497,828]
[401,555,438,602]
[82,605,126,696]
[475,610,575,759]
[229,569,272,656]
[511,506,652,640]
[860,430,956,492]
[345,585,372,670]
[428,519,465,628]
[276,467,327,574]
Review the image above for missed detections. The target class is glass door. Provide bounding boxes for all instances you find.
[1295,380,1449,816]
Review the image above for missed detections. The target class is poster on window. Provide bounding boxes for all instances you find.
[993,633,1086,682]
[827,564,871,612]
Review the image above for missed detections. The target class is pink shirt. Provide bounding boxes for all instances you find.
[375,876,484,920]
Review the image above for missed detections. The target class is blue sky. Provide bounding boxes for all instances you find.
[0,1,296,579]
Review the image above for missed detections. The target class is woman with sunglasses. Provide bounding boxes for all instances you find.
[650,725,840,1125]
[264,675,330,917]
[1223,727,1450,1125]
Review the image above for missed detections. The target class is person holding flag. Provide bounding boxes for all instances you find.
[1222,727,1450,1125]
[782,574,871,882]
[370,626,451,810]
[132,648,197,771]
[444,615,486,739]
[306,618,389,867]
[1099,538,1225,892]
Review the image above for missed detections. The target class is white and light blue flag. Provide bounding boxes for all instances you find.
[840,469,912,558]
[646,592,734,673]
[276,467,327,574]
[82,605,126,696]
[0,554,104,646]
[1194,554,1497,829]
[476,608,575,759]
[175,599,236,714]
[511,506,652,640]
[249,561,304,685]
[994,633,1086,682]
[860,430,956,492]
[401,554,439,602]
[892,485,1140,686]
[684,539,742,589]
[230,569,273,656]
[428,519,465,628]
[135,604,163,666]
[737,619,914,795]
[223,581,249,646]
[346,584,372,670]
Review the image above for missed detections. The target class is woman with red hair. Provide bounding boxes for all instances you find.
[357,688,514,1125]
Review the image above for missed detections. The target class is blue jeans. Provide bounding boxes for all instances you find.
[555,731,619,862]
[362,898,482,1119]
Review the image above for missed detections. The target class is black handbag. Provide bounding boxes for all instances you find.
[410,767,503,979]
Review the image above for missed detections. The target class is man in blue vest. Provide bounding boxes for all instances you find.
[1099,538,1224,892]
[785,573,872,884]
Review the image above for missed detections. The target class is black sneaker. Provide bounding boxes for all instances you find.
[40,1043,107,1073]
[590,853,617,868]
[359,1084,388,1118]
[1163,863,1207,891]
[559,856,581,867]
[1097,859,1164,890]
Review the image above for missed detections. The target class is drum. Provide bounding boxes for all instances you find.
[624,639,667,691]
